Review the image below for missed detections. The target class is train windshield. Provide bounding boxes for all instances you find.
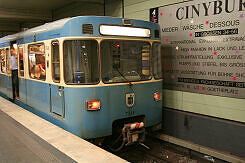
[101,40,151,83]
[63,40,99,84]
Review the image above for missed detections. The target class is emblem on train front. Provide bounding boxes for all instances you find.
[126,93,135,107]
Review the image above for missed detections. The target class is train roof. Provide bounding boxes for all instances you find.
[0,17,72,43]
[0,16,160,47]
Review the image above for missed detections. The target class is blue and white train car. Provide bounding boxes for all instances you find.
[0,16,162,148]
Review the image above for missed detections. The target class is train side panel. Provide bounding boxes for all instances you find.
[0,74,13,99]
[0,74,7,96]
[26,80,50,114]
[19,78,27,104]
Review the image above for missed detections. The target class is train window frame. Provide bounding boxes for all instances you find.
[0,49,2,74]
[62,39,100,85]
[100,39,152,84]
[51,40,60,83]
[6,48,11,75]
[152,42,163,80]
[0,48,6,74]
[18,45,24,77]
[28,43,46,81]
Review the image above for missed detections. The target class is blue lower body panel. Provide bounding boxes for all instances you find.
[19,78,27,104]
[0,74,12,99]
[0,77,162,139]
[26,80,50,114]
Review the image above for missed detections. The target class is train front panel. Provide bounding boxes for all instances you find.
[63,81,162,139]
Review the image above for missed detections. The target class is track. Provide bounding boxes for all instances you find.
[110,136,214,163]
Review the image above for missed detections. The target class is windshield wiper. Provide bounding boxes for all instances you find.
[115,67,133,87]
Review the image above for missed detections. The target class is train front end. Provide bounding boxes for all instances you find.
[62,17,162,147]
[99,38,162,148]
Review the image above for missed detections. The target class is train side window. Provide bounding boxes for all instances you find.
[18,46,24,77]
[6,48,11,74]
[0,49,6,73]
[28,43,46,80]
[51,41,60,82]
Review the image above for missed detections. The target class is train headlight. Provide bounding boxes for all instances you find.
[86,100,100,111]
[154,92,160,101]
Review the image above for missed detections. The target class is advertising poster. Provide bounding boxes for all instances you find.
[150,0,245,99]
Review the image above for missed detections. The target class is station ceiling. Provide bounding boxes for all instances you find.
[0,0,104,37]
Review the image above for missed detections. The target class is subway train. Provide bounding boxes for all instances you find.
[0,16,162,150]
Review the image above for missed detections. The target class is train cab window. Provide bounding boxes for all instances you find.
[101,40,151,83]
[28,43,46,80]
[6,48,11,74]
[18,46,24,77]
[51,41,60,82]
[0,49,6,73]
[153,42,162,79]
[63,40,99,84]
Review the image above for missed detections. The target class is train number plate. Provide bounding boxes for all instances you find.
[132,134,139,142]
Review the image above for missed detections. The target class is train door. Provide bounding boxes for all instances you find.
[50,40,65,117]
[10,42,19,100]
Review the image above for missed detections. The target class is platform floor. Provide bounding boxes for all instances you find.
[0,109,76,162]
[0,97,126,163]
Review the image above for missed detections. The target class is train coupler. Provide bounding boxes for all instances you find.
[122,122,146,146]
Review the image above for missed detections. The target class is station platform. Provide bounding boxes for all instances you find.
[0,97,126,163]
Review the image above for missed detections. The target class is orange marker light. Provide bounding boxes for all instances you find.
[154,92,160,101]
[87,100,100,111]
